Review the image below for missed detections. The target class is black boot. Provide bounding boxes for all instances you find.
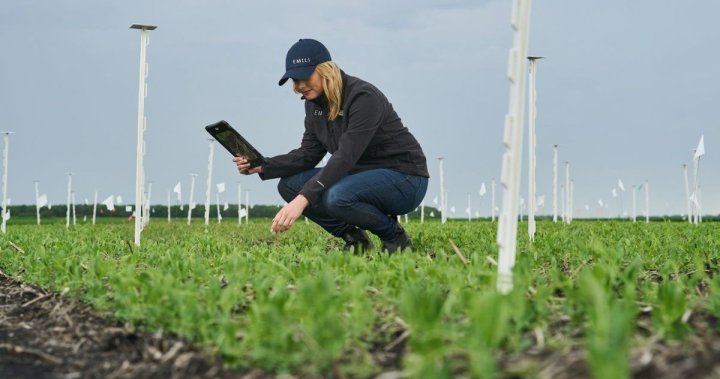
[341,228,374,253]
[381,227,414,254]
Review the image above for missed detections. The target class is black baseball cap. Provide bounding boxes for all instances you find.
[278,39,331,86]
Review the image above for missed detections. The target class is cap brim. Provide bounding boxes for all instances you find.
[278,65,316,86]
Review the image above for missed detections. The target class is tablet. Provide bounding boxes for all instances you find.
[205,120,266,168]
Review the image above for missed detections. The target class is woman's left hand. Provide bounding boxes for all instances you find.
[271,195,309,233]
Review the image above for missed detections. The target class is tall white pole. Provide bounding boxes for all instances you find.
[491,177,496,222]
[66,173,72,229]
[693,157,701,225]
[204,140,215,227]
[683,164,691,223]
[71,191,77,226]
[527,57,542,241]
[237,183,242,225]
[130,23,156,246]
[467,192,471,221]
[632,185,637,222]
[144,181,153,227]
[35,180,41,225]
[560,186,565,222]
[438,157,446,224]
[569,180,574,223]
[92,190,98,225]
[552,145,558,222]
[167,189,171,223]
[187,174,197,225]
[1,132,11,233]
[216,192,222,223]
[245,191,250,224]
[699,188,703,223]
[645,180,649,223]
[564,161,570,224]
[496,0,532,294]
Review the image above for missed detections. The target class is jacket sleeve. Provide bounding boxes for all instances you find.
[299,91,384,205]
[260,119,327,180]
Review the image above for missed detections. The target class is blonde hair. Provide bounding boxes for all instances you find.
[294,61,343,121]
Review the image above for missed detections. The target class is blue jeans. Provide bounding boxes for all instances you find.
[277,168,428,241]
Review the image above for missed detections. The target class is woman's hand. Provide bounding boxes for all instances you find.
[233,156,264,175]
[271,195,309,233]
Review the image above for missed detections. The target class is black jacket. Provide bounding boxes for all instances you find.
[261,71,429,205]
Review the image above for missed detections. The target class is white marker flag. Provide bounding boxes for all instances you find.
[689,192,700,207]
[598,199,604,207]
[465,207,471,214]
[479,183,487,196]
[173,181,182,200]
[224,202,229,211]
[537,195,545,208]
[433,196,438,205]
[125,205,132,213]
[84,198,89,205]
[116,196,123,204]
[429,211,435,217]
[694,135,705,161]
[37,194,49,208]
[239,208,248,217]
[612,188,617,198]
[450,206,456,214]
[618,179,625,192]
[216,182,226,193]
[102,195,115,211]
[2,210,10,221]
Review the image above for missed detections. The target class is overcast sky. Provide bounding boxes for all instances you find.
[1,0,718,218]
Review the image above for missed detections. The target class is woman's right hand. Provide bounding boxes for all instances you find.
[233,156,264,175]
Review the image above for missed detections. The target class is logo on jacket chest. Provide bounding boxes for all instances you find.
[313,109,344,117]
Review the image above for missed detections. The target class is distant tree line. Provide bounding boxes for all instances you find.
[5,204,444,220]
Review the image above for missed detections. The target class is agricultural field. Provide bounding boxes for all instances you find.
[1,219,720,378]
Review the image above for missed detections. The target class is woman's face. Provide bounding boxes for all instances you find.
[293,70,324,100]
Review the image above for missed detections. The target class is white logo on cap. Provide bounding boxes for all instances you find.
[292,58,311,64]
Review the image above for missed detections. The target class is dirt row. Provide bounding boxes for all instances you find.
[0,269,268,379]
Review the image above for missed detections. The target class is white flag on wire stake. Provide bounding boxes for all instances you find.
[598,199,604,207]
[694,135,705,161]
[216,182,226,193]
[618,179,625,192]
[479,183,487,196]
[37,194,49,208]
[432,196,438,205]
[102,195,115,211]
[612,188,617,198]
[116,196,123,204]
[224,202,229,211]
[173,181,182,200]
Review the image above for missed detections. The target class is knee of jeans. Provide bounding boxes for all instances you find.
[322,187,353,216]
[277,177,297,203]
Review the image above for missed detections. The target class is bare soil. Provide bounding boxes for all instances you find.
[0,270,267,379]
